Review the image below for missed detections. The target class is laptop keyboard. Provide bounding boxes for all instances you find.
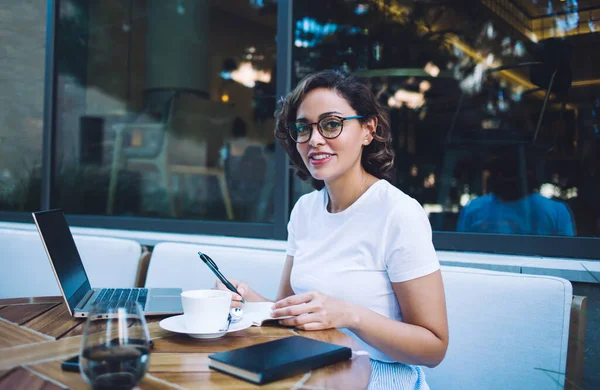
[92,288,148,310]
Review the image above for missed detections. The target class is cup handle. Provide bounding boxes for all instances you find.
[219,314,232,332]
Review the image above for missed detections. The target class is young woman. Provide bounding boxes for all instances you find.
[216,70,448,389]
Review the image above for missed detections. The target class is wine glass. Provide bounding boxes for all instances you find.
[80,301,151,390]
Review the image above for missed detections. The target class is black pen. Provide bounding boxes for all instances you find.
[198,251,246,304]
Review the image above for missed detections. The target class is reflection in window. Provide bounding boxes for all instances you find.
[54,0,277,222]
[292,0,600,238]
[0,2,44,212]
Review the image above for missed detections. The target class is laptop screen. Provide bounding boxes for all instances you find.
[33,210,91,311]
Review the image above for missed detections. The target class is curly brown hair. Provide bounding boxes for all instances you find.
[274,70,395,190]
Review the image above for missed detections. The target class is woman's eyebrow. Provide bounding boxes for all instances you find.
[296,111,343,121]
[319,111,343,119]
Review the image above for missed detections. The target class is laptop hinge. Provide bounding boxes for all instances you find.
[76,290,96,311]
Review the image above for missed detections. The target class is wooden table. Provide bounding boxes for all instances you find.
[0,297,371,389]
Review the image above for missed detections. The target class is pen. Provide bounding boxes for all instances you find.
[198,251,246,304]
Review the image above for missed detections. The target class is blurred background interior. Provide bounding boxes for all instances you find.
[1,0,599,237]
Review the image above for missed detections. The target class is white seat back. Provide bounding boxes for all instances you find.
[146,242,286,301]
[424,266,572,389]
[0,228,142,298]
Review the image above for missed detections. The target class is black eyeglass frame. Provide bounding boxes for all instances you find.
[287,115,364,143]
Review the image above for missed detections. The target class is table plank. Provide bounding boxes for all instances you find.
[59,322,86,338]
[150,352,211,373]
[0,366,62,390]
[28,360,185,390]
[31,297,63,304]
[302,355,371,390]
[23,304,82,339]
[0,319,52,348]
[0,337,80,371]
[153,335,288,354]
[27,360,90,390]
[0,297,62,307]
[141,374,188,389]
[0,368,11,381]
[152,371,306,389]
[0,321,176,371]
[0,303,59,325]
[0,298,30,306]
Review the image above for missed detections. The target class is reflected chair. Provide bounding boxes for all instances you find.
[226,145,267,221]
[107,122,175,216]
[167,92,235,220]
[106,93,236,220]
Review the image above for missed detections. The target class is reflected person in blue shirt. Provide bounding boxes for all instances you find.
[457,150,575,236]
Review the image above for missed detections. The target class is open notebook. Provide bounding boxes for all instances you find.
[243,302,293,326]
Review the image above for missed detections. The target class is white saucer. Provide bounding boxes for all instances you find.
[159,315,252,339]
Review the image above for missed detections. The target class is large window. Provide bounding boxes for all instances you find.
[53,0,278,223]
[1,0,599,258]
[291,0,600,254]
[0,0,45,213]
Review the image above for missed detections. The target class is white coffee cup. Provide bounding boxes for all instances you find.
[181,290,232,333]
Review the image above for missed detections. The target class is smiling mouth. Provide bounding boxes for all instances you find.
[309,153,334,161]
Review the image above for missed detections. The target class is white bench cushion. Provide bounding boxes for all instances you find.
[145,244,572,389]
[423,266,572,389]
[0,228,142,298]
[146,242,286,301]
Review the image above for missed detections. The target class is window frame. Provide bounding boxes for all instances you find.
[0,0,598,260]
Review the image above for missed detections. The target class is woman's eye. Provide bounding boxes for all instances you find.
[295,124,310,133]
[321,120,341,131]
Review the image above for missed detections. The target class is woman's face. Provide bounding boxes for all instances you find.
[295,88,375,183]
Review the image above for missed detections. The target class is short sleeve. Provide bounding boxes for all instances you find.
[286,200,300,256]
[456,204,471,232]
[385,198,440,283]
[556,202,576,236]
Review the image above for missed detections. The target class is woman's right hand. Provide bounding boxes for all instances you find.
[214,279,249,308]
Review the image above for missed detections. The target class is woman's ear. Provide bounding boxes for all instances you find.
[362,116,378,146]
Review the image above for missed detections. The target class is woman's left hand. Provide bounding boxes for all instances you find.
[270,291,356,331]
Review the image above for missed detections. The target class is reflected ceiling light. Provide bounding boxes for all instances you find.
[566,187,578,199]
[460,193,472,207]
[355,4,369,15]
[389,89,426,109]
[228,62,271,88]
[419,80,431,93]
[540,183,561,198]
[422,204,443,216]
[485,22,496,39]
[424,62,440,77]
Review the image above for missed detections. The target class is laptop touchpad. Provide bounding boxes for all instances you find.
[147,296,183,313]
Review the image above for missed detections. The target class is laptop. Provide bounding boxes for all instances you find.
[32,209,183,317]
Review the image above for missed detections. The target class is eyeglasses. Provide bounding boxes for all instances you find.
[287,115,364,143]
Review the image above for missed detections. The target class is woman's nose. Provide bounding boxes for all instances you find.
[308,124,325,146]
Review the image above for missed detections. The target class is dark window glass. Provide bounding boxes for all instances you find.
[54,0,278,222]
[292,0,600,238]
[0,1,44,212]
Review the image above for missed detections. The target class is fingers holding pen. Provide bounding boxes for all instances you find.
[214,279,248,308]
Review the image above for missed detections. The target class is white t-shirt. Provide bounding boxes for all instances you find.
[287,179,440,362]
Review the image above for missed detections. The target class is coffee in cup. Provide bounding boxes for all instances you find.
[181,290,232,333]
